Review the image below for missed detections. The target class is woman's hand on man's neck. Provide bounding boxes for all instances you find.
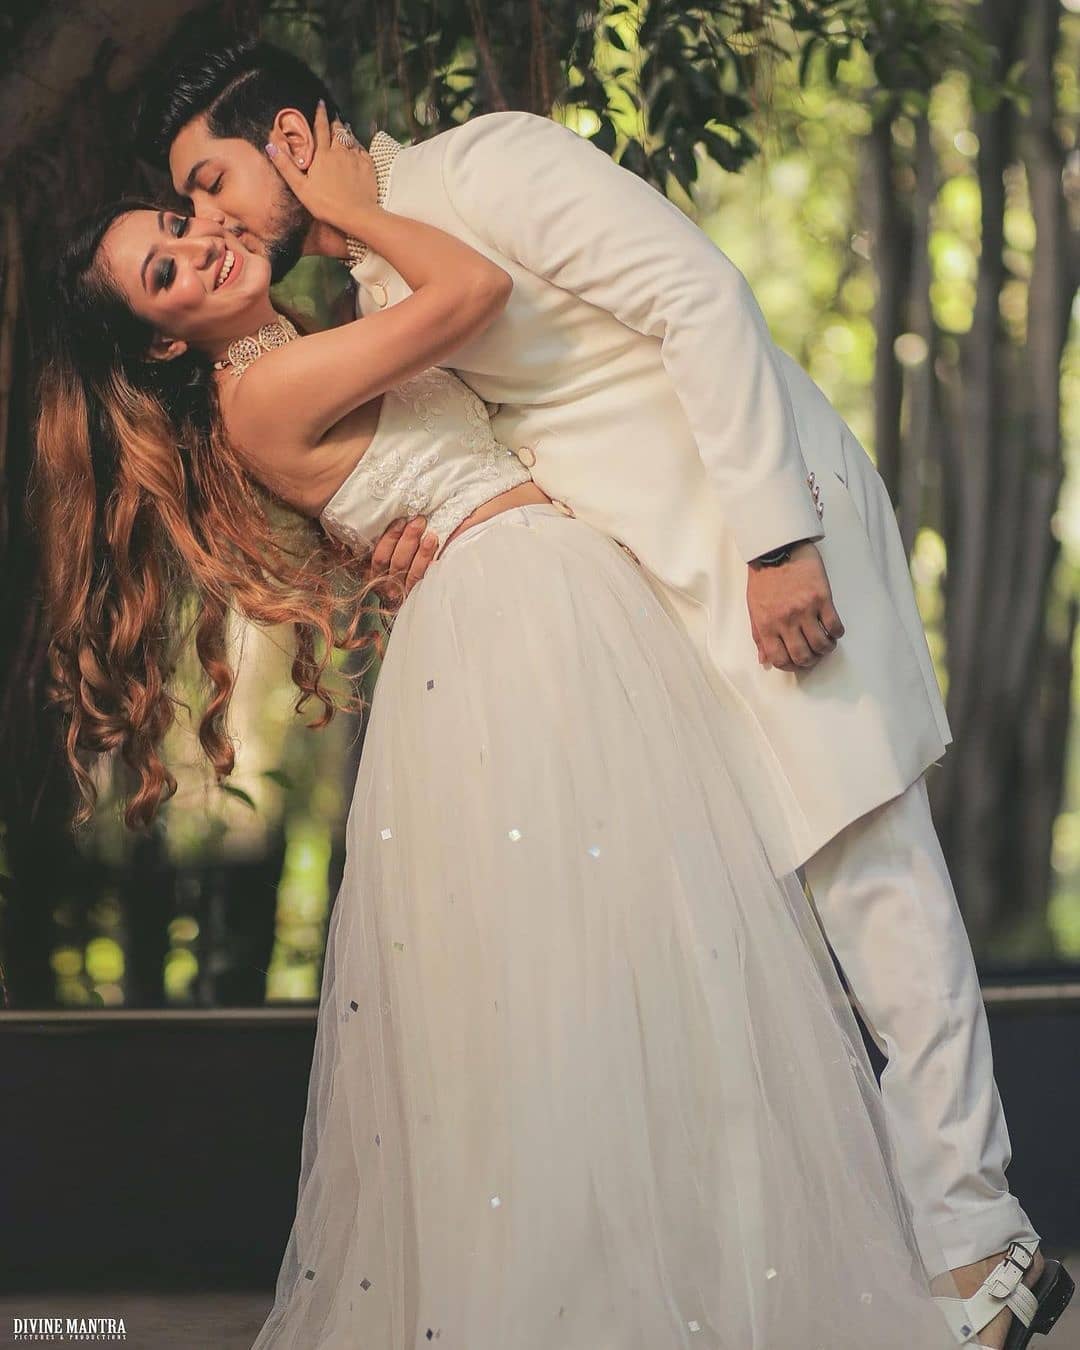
[303,220,353,263]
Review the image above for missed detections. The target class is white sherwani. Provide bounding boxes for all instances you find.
[346,112,1037,1274]
[349,112,950,878]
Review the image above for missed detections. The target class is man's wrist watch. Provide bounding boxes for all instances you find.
[751,542,799,568]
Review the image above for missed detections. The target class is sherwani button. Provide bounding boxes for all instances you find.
[551,499,574,517]
[515,445,537,468]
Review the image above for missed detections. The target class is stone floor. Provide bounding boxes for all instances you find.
[0,1291,269,1350]
[2,1274,1078,1348]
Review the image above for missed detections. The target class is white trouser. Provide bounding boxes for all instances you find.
[801,773,1039,1272]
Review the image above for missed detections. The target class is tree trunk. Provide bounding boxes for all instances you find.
[902,114,946,556]
[0,0,248,1005]
[1011,0,1077,953]
[0,0,221,179]
[931,0,1077,952]
[866,111,912,512]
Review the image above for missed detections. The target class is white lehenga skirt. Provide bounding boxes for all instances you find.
[251,502,958,1350]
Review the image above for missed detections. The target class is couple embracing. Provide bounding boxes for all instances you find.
[32,38,1071,1350]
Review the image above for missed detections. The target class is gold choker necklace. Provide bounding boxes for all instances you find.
[212,316,300,379]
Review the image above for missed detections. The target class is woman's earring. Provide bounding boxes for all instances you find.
[297,157,306,167]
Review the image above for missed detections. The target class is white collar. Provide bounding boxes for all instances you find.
[348,129,405,267]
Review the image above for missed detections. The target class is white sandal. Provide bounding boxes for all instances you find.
[933,1241,1074,1348]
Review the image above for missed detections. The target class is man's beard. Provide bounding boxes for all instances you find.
[264,185,314,283]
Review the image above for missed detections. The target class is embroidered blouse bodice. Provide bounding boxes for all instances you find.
[318,367,533,556]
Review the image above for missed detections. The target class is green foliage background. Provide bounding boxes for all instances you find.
[1,0,1077,1007]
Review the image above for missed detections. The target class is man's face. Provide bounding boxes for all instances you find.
[169,115,311,282]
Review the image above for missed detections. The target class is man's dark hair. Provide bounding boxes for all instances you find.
[138,39,341,168]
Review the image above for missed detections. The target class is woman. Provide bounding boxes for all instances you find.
[33,105,968,1347]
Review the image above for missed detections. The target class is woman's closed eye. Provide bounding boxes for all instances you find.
[154,215,190,290]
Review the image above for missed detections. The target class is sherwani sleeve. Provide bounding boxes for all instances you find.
[434,111,824,562]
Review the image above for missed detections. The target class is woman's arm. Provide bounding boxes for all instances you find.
[232,104,512,449]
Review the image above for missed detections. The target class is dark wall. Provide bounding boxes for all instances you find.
[1,995,1077,1294]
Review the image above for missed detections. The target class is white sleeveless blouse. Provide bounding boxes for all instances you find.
[319,367,533,555]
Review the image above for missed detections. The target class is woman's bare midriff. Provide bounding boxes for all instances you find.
[439,481,554,555]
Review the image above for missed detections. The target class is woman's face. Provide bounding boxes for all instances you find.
[99,209,273,355]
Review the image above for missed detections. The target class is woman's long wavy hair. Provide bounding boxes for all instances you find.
[31,199,391,833]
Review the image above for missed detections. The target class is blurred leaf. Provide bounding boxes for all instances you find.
[605,24,628,52]
[799,35,822,88]
[219,783,257,812]
[618,138,648,176]
[590,117,617,155]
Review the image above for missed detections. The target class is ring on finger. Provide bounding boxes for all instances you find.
[332,121,360,149]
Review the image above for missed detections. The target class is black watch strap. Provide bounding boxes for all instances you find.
[753,543,795,568]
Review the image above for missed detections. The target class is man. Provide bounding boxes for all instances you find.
[139,40,1064,1348]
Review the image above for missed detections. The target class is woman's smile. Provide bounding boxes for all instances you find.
[213,244,243,291]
